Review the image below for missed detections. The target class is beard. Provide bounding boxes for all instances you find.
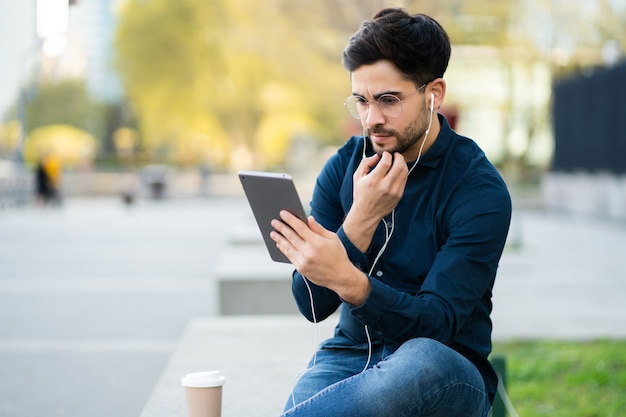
[366,96,430,159]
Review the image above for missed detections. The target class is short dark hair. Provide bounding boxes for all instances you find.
[342,8,451,87]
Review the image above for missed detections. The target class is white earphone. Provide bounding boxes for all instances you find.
[430,93,435,113]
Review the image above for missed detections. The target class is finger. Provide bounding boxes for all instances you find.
[354,153,380,179]
[279,210,305,229]
[370,151,393,177]
[277,210,311,242]
[387,152,408,179]
[270,220,300,250]
[270,217,289,236]
[393,152,406,166]
[269,229,283,244]
[307,215,329,236]
[269,230,296,263]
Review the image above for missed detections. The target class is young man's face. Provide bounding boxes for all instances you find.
[350,60,430,161]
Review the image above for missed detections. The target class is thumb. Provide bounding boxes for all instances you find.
[307,216,328,235]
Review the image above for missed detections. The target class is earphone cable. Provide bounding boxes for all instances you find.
[290,274,319,408]
[358,101,434,374]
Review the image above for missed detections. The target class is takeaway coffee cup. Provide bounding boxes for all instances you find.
[181,371,226,417]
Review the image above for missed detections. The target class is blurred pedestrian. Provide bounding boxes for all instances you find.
[35,152,62,206]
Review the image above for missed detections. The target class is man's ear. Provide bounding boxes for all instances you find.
[429,78,447,110]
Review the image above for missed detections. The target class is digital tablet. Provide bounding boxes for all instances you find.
[238,171,308,263]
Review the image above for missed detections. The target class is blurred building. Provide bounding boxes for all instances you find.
[543,61,626,220]
[445,45,553,170]
[0,0,38,119]
[0,0,122,120]
[65,0,122,103]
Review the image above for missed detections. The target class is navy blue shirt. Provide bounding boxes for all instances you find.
[291,115,511,402]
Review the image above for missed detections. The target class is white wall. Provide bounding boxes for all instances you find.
[0,0,38,118]
[542,172,626,221]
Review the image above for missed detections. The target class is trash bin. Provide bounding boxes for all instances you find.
[140,164,168,199]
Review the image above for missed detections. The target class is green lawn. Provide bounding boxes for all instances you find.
[491,340,626,417]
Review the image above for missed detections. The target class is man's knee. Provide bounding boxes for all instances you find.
[381,338,488,416]
[400,336,445,353]
[393,337,453,367]
[385,338,482,385]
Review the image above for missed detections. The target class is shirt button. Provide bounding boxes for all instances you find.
[376,270,383,277]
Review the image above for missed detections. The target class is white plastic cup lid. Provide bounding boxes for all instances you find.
[181,371,226,388]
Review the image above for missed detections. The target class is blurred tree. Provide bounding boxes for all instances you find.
[2,78,116,164]
[22,79,109,143]
[115,0,350,169]
[115,0,625,173]
[0,121,21,157]
[112,126,139,167]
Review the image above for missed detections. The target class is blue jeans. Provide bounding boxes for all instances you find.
[281,338,490,417]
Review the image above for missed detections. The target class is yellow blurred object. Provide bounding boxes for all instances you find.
[23,124,98,167]
[0,121,21,154]
[113,127,138,155]
[42,153,62,189]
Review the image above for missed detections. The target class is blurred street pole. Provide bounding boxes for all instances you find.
[14,0,70,164]
[14,41,40,164]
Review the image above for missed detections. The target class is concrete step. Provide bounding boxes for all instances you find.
[215,245,298,315]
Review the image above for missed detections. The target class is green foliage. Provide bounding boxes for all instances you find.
[492,340,626,417]
[114,0,350,169]
[23,79,109,143]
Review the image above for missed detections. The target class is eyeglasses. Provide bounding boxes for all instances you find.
[344,82,428,120]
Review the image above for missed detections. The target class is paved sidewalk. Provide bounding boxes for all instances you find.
[0,197,246,417]
[492,209,626,340]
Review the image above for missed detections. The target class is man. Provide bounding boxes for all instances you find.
[271,8,511,417]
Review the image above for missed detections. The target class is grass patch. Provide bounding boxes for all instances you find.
[491,339,626,417]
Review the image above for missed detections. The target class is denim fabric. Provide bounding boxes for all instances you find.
[282,338,490,417]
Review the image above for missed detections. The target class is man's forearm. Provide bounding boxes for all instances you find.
[342,210,380,253]
[330,265,372,307]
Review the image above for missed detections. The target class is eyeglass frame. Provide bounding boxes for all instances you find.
[344,82,430,120]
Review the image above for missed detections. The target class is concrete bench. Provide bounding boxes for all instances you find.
[227,221,268,246]
[139,316,338,417]
[214,246,298,315]
[215,219,298,315]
